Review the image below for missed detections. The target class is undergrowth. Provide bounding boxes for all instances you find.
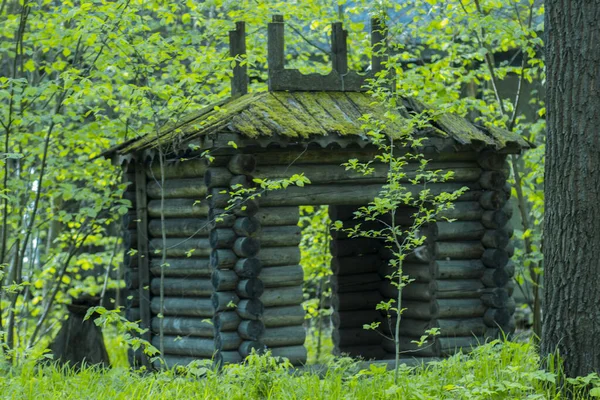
[1,340,599,399]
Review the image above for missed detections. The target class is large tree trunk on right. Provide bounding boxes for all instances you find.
[542,0,600,377]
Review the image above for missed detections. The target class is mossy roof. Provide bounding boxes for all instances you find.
[107,91,530,156]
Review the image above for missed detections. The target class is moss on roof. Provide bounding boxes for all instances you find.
[109,91,530,156]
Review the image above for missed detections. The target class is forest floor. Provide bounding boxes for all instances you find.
[1,337,598,399]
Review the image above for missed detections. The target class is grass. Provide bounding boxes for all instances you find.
[1,339,599,399]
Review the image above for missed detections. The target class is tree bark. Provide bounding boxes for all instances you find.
[542,0,600,377]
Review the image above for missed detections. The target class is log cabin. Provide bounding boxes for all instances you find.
[102,16,530,369]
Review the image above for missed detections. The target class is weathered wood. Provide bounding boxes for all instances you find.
[382,280,485,301]
[269,345,307,365]
[150,278,213,297]
[135,160,151,365]
[260,286,303,307]
[480,288,511,308]
[332,310,382,329]
[481,248,509,268]
[212,269,238,292]
[149,238,211,258]
[210,249,238,270]
[437,299,486,318]
[251,147,477,167]
[400,300,437,320]
[331,238,381,257]
[237,299,264,320]
[481,207,513,229]
[436,241,485,260]
[258,246,301,267]
[234,258,262,278]
[148,218,212,238]
[229,21,248,96]
[228,154,256,175]
[437,201,483,221]
[127,307,141,321]
[254,207,300,226]
[381,336,439,357]
[152,317,215,337]
[380,281,434,301]
[237,278,265,298]
[383,317,486,337]
[479,190,508,210]
[404,260,485,281]
[260,326,306,347]
[147,179,208,199]
[331,22,348,74]
[239,340,266,357]
[213,311,241,331]
[233,197,260,217]
[435,221,485,241]
[333,290,384,311]
[479,171,506,190]
[209,207,236,227]
[439,336,485,356]
[332,273,381,293]
[233,217,262,237]
[252,163,482,185]
[262,305,305,327]
[151,257,210,277]
[229,174,252,189]
[481,264,514,288]
[214,225,301,248]
[260,225,302,247]
[212,292,239,312]
[333,328,382,347]
[257,183,481,207]
[146,158,213,180]
[332,254,381,276]
[438,318,486,337]
[483,302,516,328]
[337,345,387,360]
[210,228,236,249]
[260,265,304,288]
[233,237,260,257]
[147,159,210,179]
[215,332,242,351]
[238,320,265,340]
[216,350,243,365]
[154,336,216,357]
[436,279,484,298]
[151,297,214,317]
[477,151,507,171]
[148,199,209,218]
[481,229,510,249]
[125,269,138,290]
[204,167,232,188]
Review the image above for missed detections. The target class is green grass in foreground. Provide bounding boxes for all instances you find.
[1,340,600,400]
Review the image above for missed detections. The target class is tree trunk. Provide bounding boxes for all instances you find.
[542,1,600,377]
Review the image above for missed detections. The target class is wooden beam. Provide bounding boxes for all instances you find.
[134,159,151,368]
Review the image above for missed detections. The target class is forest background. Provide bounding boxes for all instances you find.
[0,0,550,391]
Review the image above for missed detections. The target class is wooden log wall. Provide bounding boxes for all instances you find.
[329,205,385,359]
[220,154,307,365]
[142,157,225,367]
[121,146,516,367]
[374,155,489,359]
[477,151,516,339]
[326,152,510,361]
[122,161,145,368]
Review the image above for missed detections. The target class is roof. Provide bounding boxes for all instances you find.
[105,91,530,157]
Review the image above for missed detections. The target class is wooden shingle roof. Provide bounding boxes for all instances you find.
[105,91,530,157]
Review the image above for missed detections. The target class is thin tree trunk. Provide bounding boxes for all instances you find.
[542,0,600,377]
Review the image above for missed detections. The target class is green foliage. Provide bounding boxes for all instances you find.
[1,340,599,399]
